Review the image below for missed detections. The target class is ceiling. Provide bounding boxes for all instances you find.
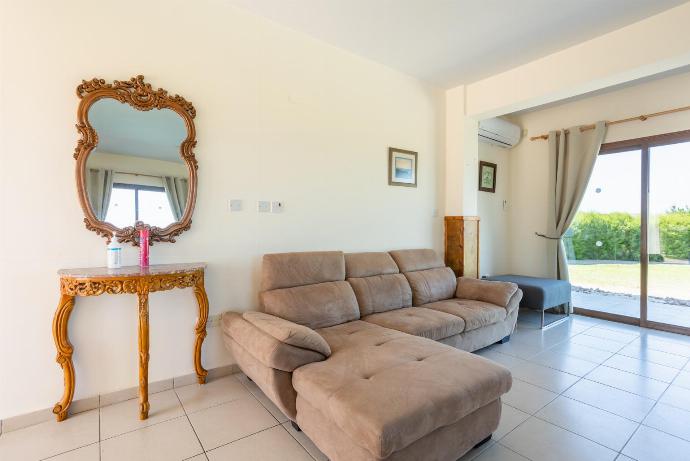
[227,0,688,87]
[89,98,186,163]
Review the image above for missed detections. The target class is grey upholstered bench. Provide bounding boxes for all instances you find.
[485,275,571,329]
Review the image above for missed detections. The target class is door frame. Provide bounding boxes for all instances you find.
[573,129,690,336]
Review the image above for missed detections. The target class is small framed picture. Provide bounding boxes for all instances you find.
[388,147,417,187]
[478,161,497,193]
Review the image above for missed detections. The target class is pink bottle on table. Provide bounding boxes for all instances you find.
[139,228,150,267]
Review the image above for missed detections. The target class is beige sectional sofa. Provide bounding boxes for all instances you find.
[222,249,522,461]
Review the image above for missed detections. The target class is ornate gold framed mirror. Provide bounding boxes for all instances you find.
[74,75,198,245]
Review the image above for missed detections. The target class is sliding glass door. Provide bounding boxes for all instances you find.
[569,130,690,335]
[647,140,690,329]
[567,149,642,320]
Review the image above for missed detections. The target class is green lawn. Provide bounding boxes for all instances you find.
[569,263,690,300]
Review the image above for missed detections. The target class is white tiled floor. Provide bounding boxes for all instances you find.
[3,312,690,461]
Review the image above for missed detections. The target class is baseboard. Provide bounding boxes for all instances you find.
[1,363,238,434]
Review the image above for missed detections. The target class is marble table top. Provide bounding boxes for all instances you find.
[58,263,206,278]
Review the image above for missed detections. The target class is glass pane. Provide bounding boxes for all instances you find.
[138,189,176,228]
[647,141,690,328]
[567,149,641,318]
[104,187,135,228]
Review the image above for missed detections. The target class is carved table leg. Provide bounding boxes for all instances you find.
[193,273,209,384]
[137,290,150,420]
[52,294,76,422]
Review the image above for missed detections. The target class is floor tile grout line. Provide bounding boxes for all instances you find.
[280,423,320,461]
[38,442,101,461]
[176,392,259,419]
[494,441,536,461]
[99,413,190,443]
[234,374,293,426]
[558,387,653,423]
[552,393,651,426]
[618,423,644,459]
[595,358,681,383]
[616,350,689,369]
[567,369,663,400]
[585,363,675,388]
[174,391,207,459]
[234,375,279,417]
[484,349,591,380]
[203,422,281,456]
[529,411,633,454]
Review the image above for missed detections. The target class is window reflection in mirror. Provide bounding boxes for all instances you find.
[85,98,188,229]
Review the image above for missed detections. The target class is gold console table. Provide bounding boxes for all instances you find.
[52,263,209,422]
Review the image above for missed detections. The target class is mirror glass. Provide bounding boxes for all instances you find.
[85,98,188,229]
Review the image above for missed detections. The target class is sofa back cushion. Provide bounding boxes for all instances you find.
[262,281,360,329]
[345,252,412,316]
[456,277,518,308]
[261,251,345,291]
[345,252,399,278]
[389,248,444,272]
[405,267,457,305]
[389,249,457,305]
[260,251,360,329]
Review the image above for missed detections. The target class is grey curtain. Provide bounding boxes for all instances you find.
[86,169,114,221]
[544,122,607,303]
[163,176,188,221]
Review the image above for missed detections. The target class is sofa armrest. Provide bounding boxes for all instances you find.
[505,289,523,316]
[222,311,330,372]
[456,277,519,309]
[242,311,331,356]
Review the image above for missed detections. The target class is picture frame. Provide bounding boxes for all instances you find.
[478,161,497,193]
[388,147,418,187]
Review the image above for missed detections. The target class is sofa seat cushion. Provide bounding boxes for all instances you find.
[423,299,507,332]
[293,326,512,459]
[316,320,407,352]
[362,307,465,340]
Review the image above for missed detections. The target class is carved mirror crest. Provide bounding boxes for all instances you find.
[74,75,198,246]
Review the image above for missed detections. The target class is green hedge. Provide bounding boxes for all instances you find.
[568,209,690,261]
[659,208,690,260]
[570,212,640,261]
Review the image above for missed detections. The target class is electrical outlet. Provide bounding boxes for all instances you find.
[207,314,221,329]
[257,200,270,213]
[271,201,284,213]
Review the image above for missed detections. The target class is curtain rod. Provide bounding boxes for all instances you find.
[529,104,690,141]
[114,171,164,179]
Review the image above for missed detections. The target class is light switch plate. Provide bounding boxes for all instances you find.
[228,199,242,212]
[271,201,284,213]
[257,200,270,213]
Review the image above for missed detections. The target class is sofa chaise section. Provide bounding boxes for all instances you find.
[222,249,517,461]
[295,321,511,460]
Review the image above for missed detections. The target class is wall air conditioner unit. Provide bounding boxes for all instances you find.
[478,117,521,148]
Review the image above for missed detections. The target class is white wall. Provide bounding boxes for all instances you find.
[477,142,511,276]
[465,1,690,118]
[506,70,690,278]
[0,0,443,419]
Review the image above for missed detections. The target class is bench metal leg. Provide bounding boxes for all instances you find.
[540,303,571,330]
